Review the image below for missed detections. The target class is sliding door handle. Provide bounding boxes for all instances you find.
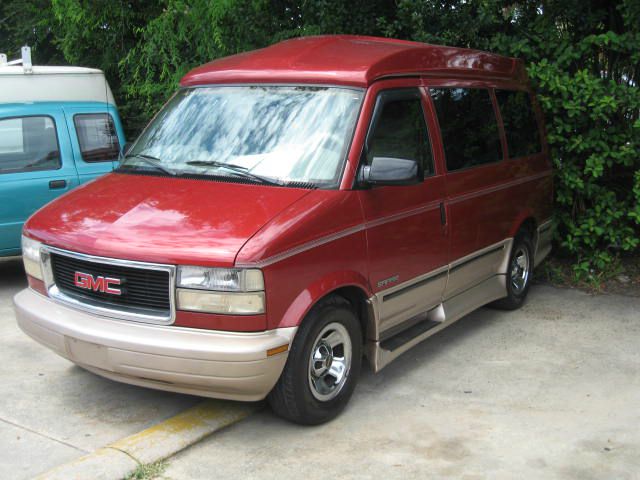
[49,179,67,189]
[439,202,447,226]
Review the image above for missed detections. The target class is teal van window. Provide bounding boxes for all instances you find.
[0,116,61,174]
[74,113,120,162]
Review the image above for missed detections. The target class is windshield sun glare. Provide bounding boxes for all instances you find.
[124,86,364,187]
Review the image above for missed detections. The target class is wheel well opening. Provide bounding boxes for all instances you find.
[520,217,537,239]
[331,286,370,343]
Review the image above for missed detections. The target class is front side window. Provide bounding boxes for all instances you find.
[366,91,433,178]
[495,90,542,158]
[0,116,60,174]
[123,86,364,188]
[430,88,503,171]
[74,113,120,162]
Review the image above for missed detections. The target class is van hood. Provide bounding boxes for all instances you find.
[24,173,311,267]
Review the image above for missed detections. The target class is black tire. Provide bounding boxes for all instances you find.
[491,231,535,310]
[267,295,362,425]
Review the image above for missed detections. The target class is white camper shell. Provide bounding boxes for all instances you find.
[0,47,115,105]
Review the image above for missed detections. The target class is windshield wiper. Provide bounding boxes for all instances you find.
[185,160,283,186]
[123,153,176,176]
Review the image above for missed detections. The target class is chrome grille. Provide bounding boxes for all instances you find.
[42,247,176,324]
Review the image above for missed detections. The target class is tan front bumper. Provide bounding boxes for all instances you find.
[14,289,296,401]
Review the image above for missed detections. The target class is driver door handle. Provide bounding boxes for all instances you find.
[49,180,67,190]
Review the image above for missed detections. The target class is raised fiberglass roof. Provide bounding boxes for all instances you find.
[181,35,525,88]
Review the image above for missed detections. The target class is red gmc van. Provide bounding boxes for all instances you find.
[14,35,552,424]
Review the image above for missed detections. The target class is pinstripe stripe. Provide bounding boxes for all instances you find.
[236,170,551,268]
[449,170,551,205]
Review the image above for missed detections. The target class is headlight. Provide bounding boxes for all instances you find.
[177,289,265,315]
[177,266,264,291]
[176,266,265,314]
[21,235,43,280]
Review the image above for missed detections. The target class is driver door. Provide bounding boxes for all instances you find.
[0,106,79,255]
[358,80,448,338]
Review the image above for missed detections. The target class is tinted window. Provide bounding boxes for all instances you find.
[0,116,60,174]
[366,92,433,177]
[74,113,120,162]
[496,90,541,158]
[430,88,502,171]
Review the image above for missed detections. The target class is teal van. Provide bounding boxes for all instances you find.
[0,49,125,256]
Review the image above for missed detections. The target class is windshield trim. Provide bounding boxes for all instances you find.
[123,84,365,190]
[114,167,320,189]
[184,82,366,93]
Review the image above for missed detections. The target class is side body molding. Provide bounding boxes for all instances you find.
[364,238,514,372]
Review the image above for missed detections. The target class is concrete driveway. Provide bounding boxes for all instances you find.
[2,254,639,479]
[164,284,640,480]
[0,257,199,480]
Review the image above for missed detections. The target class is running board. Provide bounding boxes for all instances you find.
[380,318,441,352]
[366,274,507,372]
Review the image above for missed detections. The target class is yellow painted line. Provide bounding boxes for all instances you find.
[112,399,259,464]
[34,399,261,480]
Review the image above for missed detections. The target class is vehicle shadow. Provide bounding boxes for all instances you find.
[0,256,27,291]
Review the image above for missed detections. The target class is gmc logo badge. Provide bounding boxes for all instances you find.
[74,272,122,295]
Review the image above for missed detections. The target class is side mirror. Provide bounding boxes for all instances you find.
[360,157,420,186]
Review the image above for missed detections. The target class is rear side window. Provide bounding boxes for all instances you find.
[366,91,434,177]
[74,113,120,162]
[495,90,542,158]
[430,88,502,171]
[0,116,61,174]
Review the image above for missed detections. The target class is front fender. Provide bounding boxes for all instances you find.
[277,270,371,329]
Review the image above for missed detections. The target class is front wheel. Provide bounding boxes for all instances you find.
[491,232,534,310]
[268,296,362,425]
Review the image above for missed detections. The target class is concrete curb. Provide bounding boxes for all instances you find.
[34,399,260,480]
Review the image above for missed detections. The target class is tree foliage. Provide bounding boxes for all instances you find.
[1,0,638,277]
[0,0,63,63]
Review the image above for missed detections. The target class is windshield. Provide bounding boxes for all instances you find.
[121,86,364,187]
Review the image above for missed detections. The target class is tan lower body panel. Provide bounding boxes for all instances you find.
[534,219,553,267]
[366,239,514,372]
[375,266,448,336]
[445,239,512,299]
[14,289,295,402]
[367,274,507,372]
[366,227,554,372]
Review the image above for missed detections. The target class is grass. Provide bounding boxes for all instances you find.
[125,460,168,480]
[534,255,639,295]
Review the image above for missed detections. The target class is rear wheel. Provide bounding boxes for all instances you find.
[492,232,534,310]
[268,296,362,425]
